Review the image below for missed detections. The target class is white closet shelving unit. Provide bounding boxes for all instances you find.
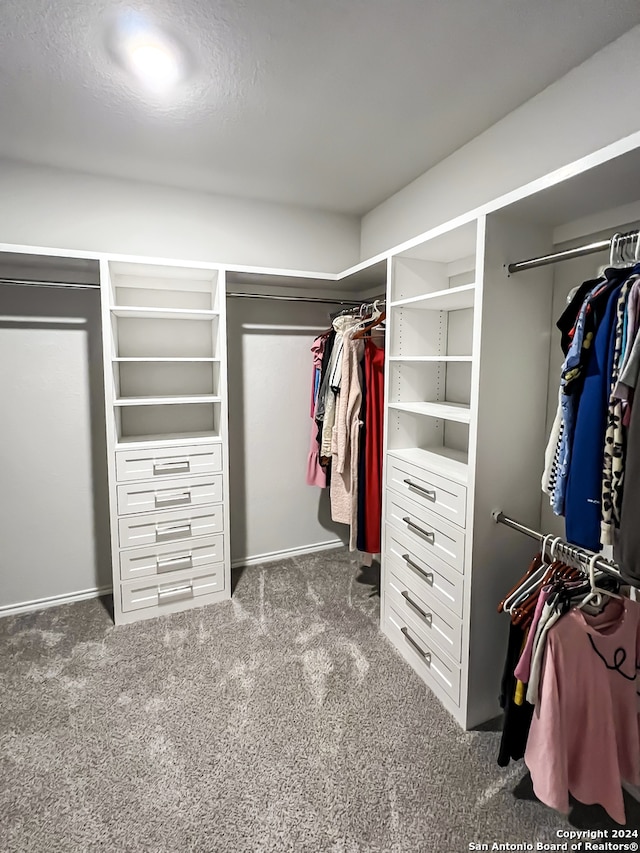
[101,260,231,624]
[380,134,640,730]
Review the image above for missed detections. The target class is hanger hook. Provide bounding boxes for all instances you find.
[610,232,620,267]
[549,536,562,561]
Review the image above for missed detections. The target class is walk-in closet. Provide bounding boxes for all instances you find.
[3,3,640,849]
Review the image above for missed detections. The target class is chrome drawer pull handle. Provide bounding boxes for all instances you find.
[400,627,432,664]
[403,478,436,501]
[158,582,194,604]
[402,517,435,544]
[401,554,434,584]
[156,554,193,573]
[153,459,190,475]
[401,591,433,625]
[154,491,192,507]
[155,522,192,540]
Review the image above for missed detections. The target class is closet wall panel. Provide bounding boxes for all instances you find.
[0,285,110,611]
[226,297,346,566]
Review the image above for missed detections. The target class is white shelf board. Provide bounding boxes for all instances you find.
[116,432,222,449]
[387,447,469,483]
[113,357,220,363]
[110,306,219,320]
[390,283,475,312]
[114,395,222,407]
[388,355,473,363]
[389,401,471,424]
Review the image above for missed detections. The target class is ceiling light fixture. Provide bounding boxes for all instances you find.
[128,41,181,92]
[109,12,186,96]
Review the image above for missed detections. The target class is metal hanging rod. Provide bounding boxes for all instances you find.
[507,228,640,274]
[492,510,621,579]
[227,292,361,306]
[0,278,100,291]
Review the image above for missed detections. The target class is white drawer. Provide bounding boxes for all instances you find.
[386,490,465,572]
[386,601,461,705]
[387,567,462,663]
[118,505,224,549]
[121,563,225,613]
[384,524,464,617]
[386,455,466,528]
[115,443,222,483]
[117,474,223,516]
[119,534,224,581]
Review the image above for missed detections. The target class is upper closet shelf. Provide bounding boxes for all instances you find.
[114,395,221,406]
[388,401,471,424]
[110,306,219,320]
[387,447,469,483]
[390,283,475,312]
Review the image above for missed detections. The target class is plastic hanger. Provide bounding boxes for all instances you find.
[577,553,623,610]
[503,536,557,615]
[352,299,386,340]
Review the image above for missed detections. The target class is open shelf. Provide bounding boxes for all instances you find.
[112,315,219,359]
[390,283,475,312]
[389,302,473,359]
[116,402,221,444]
[113,360,220,400]
[108,261,219,312]
[389,401,471,424]
[387,447,469,484]
[111,306,218,320]
[114,395,221,406]
[387,407,470,483]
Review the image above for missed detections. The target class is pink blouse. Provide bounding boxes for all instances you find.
[525,598,640,825]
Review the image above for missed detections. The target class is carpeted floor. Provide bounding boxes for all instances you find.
[1,547,638,852]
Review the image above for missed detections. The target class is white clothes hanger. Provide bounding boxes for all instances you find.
[503,535,556,615]
[577,553,623,610]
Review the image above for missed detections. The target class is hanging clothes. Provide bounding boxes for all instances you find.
[524,597,640,826]
[320,316,359,459]
[331,331,364,551]
[306,335,328,488]
[362,339,385,554]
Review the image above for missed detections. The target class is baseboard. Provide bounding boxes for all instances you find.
[0,585,113,618]
[231,539,344,569]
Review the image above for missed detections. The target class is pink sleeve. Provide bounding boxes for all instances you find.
[524,634,570,815]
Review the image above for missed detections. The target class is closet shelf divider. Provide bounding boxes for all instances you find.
[115,431,223,449]
[387,355,473,363]
[113,357,220,363]
[387,447,469,483]
[389,401,472,424]
[114,395,221,406]
[390,283,475,312]
[110,306,219,320]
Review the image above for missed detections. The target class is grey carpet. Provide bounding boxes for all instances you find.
[1,547,638,852]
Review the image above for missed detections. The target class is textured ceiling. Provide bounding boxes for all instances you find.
[1,1,640,214]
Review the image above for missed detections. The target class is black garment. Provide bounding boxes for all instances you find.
[556,278,600,355]
[497,622,534,767]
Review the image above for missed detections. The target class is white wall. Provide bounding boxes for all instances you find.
[226,295,347,565]
[0,284,111,611]
[361,26,640,259]
[0,159,360,273]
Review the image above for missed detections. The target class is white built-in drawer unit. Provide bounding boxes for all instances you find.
[385,524,464,617]
[119,534,224,581]
[115,443,222,482]
[121,563,225,613]
[386,455,466,528]
[386,490,465,572]
[386,565,462,663]
[117,474,223,515]
[118,505,224,549]
[385,602,461,704]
